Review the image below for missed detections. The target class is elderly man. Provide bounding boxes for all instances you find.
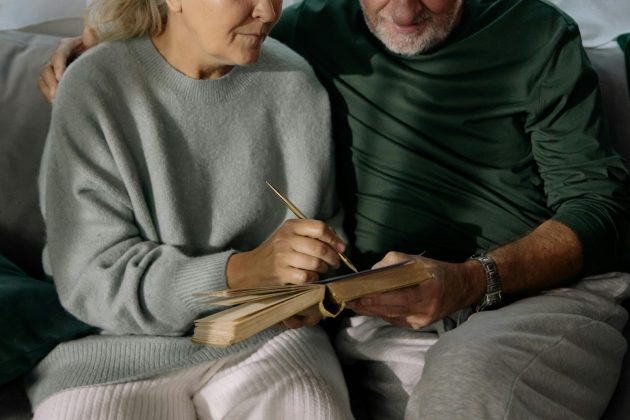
[38,0,630,419]
[270,0,630,419]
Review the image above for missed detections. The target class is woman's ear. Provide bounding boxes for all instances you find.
[165,0,183,13]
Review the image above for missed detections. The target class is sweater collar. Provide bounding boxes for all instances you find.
[127,36,257,104]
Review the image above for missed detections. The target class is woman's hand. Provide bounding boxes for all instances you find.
[37,26,98,102]
[280,301,323,329]
[226,219,347,289]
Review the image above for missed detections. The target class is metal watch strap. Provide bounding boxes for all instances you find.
[469,251,503,312]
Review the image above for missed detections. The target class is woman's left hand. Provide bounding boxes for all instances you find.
[280,313,322,329]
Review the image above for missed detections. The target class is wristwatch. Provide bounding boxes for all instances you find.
[469,251,503,312]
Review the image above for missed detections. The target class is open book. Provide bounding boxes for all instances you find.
[192,260,431,346]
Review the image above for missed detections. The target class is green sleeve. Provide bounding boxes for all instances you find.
[526,23,630,274]
[0,254,93,384]
[271,3,301,47]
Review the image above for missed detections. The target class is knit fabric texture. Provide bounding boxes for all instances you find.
[28,36,338,407]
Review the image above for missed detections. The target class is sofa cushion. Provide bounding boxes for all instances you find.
[0,30,61,276]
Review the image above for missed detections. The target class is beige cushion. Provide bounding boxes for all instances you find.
[0,30,60,276]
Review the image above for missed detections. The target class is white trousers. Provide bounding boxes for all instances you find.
[33,327,353,420]
[336,272,630,420]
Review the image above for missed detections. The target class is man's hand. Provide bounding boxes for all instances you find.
[346,252,485,330]
[346,220,583,330]
[37,27,98,102]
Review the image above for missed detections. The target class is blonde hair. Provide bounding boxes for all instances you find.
[86,0,168,42]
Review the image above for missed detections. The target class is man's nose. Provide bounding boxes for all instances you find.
[391,0,424,26]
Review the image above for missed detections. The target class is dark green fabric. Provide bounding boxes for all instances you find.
[619,34,630,98]
[0,254,93,385]
[272,0,630,273]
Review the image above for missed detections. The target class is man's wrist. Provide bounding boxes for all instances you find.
[462,258,488,308]
[469,252,503,311]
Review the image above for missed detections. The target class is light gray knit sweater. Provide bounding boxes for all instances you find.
[28,36,338,407]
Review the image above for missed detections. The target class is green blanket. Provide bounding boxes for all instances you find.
[0,254,93,385]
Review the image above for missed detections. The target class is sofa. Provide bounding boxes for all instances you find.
[0,23,629,420]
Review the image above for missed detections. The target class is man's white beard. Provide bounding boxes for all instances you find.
[363,0,463,56]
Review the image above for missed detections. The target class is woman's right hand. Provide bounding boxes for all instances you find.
[37,26,98,102]
[226,219,347,289]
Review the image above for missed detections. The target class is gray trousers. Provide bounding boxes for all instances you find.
[335,272,630,420]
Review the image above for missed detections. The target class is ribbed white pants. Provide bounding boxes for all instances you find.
[33,327,353,420]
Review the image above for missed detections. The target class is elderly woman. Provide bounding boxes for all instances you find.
[27,0,353,418]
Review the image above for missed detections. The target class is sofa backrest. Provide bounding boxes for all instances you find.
[587,48,630,166]
[0,31,59,277]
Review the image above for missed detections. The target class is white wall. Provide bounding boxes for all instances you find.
[0,0,89,30]
[547,0,630,48]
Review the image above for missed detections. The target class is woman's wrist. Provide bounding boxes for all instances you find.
[226,252,248,289]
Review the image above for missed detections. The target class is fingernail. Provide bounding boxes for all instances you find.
[336,243,346,253]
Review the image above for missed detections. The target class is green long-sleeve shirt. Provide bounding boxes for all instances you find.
[272,0,630,273]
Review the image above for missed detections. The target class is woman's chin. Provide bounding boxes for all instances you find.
[235,49,263,66]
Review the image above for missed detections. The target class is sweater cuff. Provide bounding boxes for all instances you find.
[173,250,235,314]
[552,210,621,275]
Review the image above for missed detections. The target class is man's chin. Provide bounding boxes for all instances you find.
[376,30,441,56]
[364,0,464,56]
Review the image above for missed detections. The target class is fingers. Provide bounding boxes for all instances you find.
[287,219,346,254]
[350,285,421,308]
[37,64,57,103]
[288,235,340,270]
[349,302,423,318]
[281,316,304,329]
[37,36,84,102]
[282,267,320,285]
[345,281,434,320]
[81,26,98,48]
[372,251,414,269]
[273,219,346,274]
[227,219,348,288]
[345,263,448,330]
[281,314,321,329]
[52,36,83,79]
[382,316,426,330]
[302,314,322,326]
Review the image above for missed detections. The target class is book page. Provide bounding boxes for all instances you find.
[193,287,325,346]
